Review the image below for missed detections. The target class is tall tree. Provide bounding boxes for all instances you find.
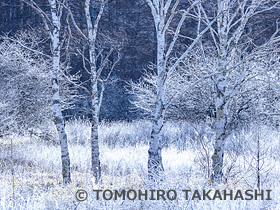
[85,0,104,184]
[145,0,220,180]
[21,0,71,184]
[66,0,121,183]
[200,0,280,183]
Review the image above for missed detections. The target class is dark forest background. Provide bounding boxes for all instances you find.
[0,0,277,121]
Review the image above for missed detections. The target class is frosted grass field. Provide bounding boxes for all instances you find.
[0,120,279,209]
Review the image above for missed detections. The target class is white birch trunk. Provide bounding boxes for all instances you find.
[90,73,101,184]
[147,4,166,179]
[210,0,262,183]
[85,0,102,184]
[211,0,229,184]
[50,0,71,184]
[145,0,215,180]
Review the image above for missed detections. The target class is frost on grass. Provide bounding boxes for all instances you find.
[0,120,279,210]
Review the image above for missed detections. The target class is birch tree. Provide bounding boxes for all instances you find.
[21,0,71,184]
[145,0,223,180]
[66,0,121,183]
[199,0,280,183]
[85,0,103,184]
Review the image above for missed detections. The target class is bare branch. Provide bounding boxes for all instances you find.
[0,36,51,59]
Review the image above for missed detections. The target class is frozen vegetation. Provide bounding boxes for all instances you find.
[0,120,279,209]
[1,1,280,209]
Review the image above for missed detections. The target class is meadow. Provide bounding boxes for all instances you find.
[0,120,279,209]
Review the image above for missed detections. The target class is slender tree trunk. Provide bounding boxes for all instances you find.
[50,0,71,184]
[211,0,228,184]
[211,60,227,184]
[90,65,101,184]
[85,0,102,184]
[148,31,166,180]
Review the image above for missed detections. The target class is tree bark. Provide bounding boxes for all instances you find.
[50,0,71,184]
[90,76,101,184]
[211,0,229,184]
[148,23,166,180]
[85,0,103,184]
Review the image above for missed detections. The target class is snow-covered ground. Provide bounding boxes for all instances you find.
[0,120,279,209]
